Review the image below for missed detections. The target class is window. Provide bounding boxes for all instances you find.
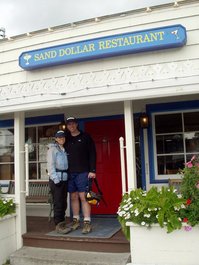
[0,124,59,181]
[0,128,14,180]
[27,124,58,180]
[154,111,199,177]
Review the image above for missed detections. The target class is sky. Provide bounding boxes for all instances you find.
[0,0,174,37]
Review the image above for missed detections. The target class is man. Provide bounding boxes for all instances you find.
[65,117,96,234]
[47,130,70,234]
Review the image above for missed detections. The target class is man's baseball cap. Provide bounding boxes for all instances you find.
[66,117,78,124]
[55,130,65,138]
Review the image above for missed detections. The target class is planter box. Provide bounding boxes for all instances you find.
[126,222,198,265]
[0,214,17,265]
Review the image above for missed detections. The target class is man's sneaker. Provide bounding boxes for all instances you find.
[82,221,92,234]
[56,221,72,234]
[71,218,80,230]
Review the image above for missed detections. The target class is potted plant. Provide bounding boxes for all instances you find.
[118,156,199,265]
[0,187,16,265]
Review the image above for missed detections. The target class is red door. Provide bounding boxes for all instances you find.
[84,119,125,215]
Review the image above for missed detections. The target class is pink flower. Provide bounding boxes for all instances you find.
[191,155,196,161]
[184,225,192,231]
[186,161,193,168]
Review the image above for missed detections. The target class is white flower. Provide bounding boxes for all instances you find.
[181,204,186,209]
[141,221,146,226]
[134,209,139,216]
[144,214,151,218]
[125,214,130,220]
[124,206,130,211]
[177,194,182,198]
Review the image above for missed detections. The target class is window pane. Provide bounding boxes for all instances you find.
[184,112,199,132]
[39,139,54,161]
[25,128,36,161]
[0,163,14,180]
[38,125,59,138]
[157,155,184,175]
[156,134,183,154]
[40,162,48,180]
[0,129,14,162]
[185,132,199,153]
[29,163,37,179]
[155,114,182,133]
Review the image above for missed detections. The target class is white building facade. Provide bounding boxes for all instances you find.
[0,0,199,250]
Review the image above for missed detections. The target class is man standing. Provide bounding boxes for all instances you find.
[65,117,96,234]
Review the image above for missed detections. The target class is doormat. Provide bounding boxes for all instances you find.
[46,218,121,239]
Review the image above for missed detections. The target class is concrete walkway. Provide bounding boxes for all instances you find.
[10,246,131,265]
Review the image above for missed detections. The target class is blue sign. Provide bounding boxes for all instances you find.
[19,24,186,70]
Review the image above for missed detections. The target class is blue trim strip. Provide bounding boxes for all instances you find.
[140,127,146,190]
[25,114,64,125]
[0,114,64,128]
[0,119,14,128]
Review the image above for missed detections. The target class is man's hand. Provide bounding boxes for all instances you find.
[88,172,96,178]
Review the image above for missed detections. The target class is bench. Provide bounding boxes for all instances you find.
[1,180,53,221]
[168,178,182,193]
[6,180,51,203]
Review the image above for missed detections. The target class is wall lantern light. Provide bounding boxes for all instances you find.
[140,113,149,128]
[58,121,66,131]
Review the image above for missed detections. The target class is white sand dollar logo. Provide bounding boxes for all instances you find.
[23,53,32,65]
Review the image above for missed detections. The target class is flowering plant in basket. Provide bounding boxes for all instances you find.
[117,186,186,240]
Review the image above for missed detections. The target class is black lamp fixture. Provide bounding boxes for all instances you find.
[58,120,66,131]
[140,113,149,128]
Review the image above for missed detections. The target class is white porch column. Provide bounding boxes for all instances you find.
[124,101,137,191]
[14,112,26,249]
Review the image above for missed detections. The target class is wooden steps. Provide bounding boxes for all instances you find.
[23,216,130,253]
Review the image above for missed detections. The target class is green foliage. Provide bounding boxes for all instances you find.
[117,186,186,240]
[0,186,15,218]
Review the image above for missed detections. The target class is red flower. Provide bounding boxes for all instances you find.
[183,218,188,223]
[186,199,191,205]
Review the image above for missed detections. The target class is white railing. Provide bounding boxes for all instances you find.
[119,137,127,194]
